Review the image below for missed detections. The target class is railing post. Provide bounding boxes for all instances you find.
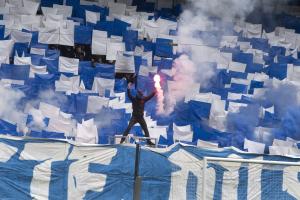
[133,142,141,200]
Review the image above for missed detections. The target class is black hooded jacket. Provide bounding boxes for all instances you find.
[127,88,156,117]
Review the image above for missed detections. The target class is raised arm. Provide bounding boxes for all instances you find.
[127,83,134,101]
[144,90,157,102]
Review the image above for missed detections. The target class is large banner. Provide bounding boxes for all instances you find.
[0,135,299,200]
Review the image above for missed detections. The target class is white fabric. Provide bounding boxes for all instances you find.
[142,51,153,66]
[139,65,150,76]
[156,18,177,35]
[107,2,126,16]
[173,123,193,142]
[0,40,14,58]
[23,0,40,15]
[59,56,79,75]
[55,75,80,94]
[30,47,46,56]
[116,15,138,28]
[142,20,159,40]
[86,10,100,24]
[228,102,247,113]
[228,61,247,73]
[14,56,31,65]
[92,30,108,55]
[0,56,9,64]
[238,42,252,51]
[29,65,48,78]
[244,138,265,154]
[41,7,58,16]
[106,39,125,60]
[76,118,98,144]
[272,139,294,147]
[38,28,59,44]
[148,126,167,139]
[269,146,290,156]
[45,14,64,23]
[227,92,243,100]
[115,51,135,73]
[197,140,219,149]
[87,96,109,114]
[185,92,213,104]
[39,102,60,119]
[0,79,24,85]
[0,0,5,7]
[53,4,73,19]
[46,117,74,135]
[21,15,41,27]
[0,7,10,15]
[216,52,232,69]
[220,36,238,48]
[0,142,18,162]
[245,23,262,38]
[209,98,227,132]
[10,30,32,43]
[59,27,74,46]
[92,77,115,96]
[231,78,250,85]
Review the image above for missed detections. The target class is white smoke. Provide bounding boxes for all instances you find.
[164,0,259,114]
[27,107,47,131]
[25,89,69,132]
[0,83,27,130]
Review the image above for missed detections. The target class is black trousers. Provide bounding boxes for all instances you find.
[121,116,150,141]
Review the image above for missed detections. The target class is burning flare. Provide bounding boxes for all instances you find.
[153,74,165,115]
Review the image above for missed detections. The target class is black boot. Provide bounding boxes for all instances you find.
[120,137,126,144]
[146,139,155,146]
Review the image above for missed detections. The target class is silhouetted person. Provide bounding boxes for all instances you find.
[120,83,157,145]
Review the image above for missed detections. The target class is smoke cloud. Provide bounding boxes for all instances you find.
[0,83,27,130]
[164,0,259,114]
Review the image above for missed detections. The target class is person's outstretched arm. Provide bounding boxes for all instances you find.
[127,83,134,101]
[144,90,157,102]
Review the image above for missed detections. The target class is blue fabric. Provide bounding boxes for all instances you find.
[30,54,43,66]
[277,55,295,64]
[0,25,4,40]
[95,21,114,37]
[123,30,138,51]
[0,119,18,135]
[153,58,173,70]
[0,64,30,80]
[41,0,63,7]
[250,38,269,51]
[136,2,155,12]
[13,43,29,57]
[188,100,211,119]
[41,58,59,74]
[112,19,130,37]
[74,26,93,45]
[269,46,286,57]
[136,40,154,52]
[267,63,287,80]
[245,63,263,73]
[45,49,60,58]
[229,83,248,94]
[155,38,173,58]
[233,52,253,64]
[94,63,115,79]
[249,80,264,94]
[79,61,94,89]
